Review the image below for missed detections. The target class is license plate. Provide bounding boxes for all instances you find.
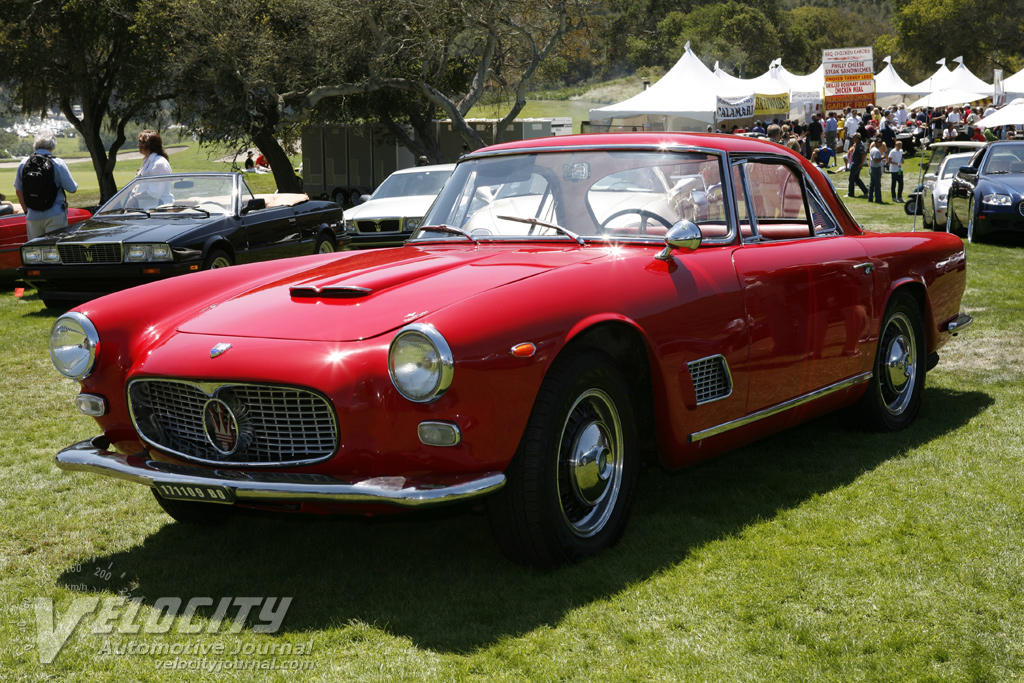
[154,483,235,504]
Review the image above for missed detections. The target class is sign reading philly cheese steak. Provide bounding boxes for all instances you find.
[823,46,875,110]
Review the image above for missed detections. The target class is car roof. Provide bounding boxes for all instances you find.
[391,164,456,175]
[928,141,986,150]
[469,132,807,158]
[938,152,975,168]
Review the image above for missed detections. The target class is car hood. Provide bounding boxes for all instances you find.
[345,196,437,220]
[980,174,1024,196]
[44,215,218,244]
[177,245,608,342]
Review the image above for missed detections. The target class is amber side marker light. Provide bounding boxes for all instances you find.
[511,343,536,358]
[189,265,199,271]
[142,268,162,275]
[26,270,41,276]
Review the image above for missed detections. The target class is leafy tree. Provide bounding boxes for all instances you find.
[878,0,1024,82]
[783,5,887,75]
[281,0,585,151]
[0,0,173,201]
[656,1,779,77]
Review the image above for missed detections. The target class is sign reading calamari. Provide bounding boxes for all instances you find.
[716,94,755,121]
[823,47,875,110]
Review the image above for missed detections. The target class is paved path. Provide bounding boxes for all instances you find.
[0,145,189,169]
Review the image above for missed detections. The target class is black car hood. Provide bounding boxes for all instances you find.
[39,215,220,244]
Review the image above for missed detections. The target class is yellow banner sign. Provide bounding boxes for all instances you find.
[754,93,790,117]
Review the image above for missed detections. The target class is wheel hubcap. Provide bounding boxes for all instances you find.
[879,312,917,415]
[558,389,623,538]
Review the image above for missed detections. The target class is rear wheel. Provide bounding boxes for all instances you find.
[488,350,639,568]
[151,490,234,525]
[854,290,926,432]
[202,248,233,270]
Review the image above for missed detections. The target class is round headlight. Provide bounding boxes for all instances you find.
[49,312,99,380]
[388,324,454,403]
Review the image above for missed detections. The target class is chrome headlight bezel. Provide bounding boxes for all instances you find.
[22,245,60,264]
[124,243,174,262]
[388,323,454,403]
[405,217,423,232]
[49,312,100,380]
[982,193,1012,206]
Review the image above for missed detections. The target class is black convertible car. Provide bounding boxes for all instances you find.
[947,141,1024,242]
[20,172,347,307]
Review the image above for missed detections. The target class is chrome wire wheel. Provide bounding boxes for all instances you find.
[878,311,917,417]
[557,388,624,538]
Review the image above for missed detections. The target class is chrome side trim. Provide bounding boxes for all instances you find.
[946,312,973,334]
[56,438,505,508]
[688,371,873,443]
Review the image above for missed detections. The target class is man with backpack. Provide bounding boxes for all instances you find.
[14,131,78,239]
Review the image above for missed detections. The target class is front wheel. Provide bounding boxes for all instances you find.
[315,233,337,254]
[488,350,639,568]
[854,291,926,432]
[202,248,233,270]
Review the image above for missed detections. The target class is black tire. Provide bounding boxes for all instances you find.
[315,233,337,254]
[854,290,926,432]
[904,197,918,216]
[151,489,234,525]
[488,350,639,568]
[202,248,233,270]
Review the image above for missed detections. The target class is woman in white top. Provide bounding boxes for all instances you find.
[134,130,173,206]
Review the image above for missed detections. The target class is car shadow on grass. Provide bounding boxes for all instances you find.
[56,385,992,653]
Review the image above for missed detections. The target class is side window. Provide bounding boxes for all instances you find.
[733,159,817,240]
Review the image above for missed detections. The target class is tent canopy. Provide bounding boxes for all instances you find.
[906,88,989,110]
[978,99,1024,128]
[875,56,926,107]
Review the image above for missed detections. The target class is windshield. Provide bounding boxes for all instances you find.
[99,175,237,215]
[982,143,1024,174]
[415,149,727,241]
[940,155,974,179]
[372,168,454,200]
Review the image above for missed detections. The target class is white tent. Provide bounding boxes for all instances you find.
[1001,68,1024,101]
[714,59,820,120]
[875,56,927,108]
[913,59,953,93]
[589,43,752,131]
[906,88,989,110]
[977,98,1024,128]
[943,57,993,95]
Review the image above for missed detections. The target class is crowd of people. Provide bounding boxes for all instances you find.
[716,102,1020,205]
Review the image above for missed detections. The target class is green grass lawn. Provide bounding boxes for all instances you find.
[2,152,1023,681]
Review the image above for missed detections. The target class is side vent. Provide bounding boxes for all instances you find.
[688,355,733,405]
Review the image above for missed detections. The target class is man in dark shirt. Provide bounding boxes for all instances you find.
[806,114,823,159]
[847,133,869,197]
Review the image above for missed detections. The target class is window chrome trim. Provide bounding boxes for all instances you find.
[688,371,873,443]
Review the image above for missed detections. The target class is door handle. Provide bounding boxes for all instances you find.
[853,262,874,273]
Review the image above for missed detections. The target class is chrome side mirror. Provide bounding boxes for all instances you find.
[655,220,702,261]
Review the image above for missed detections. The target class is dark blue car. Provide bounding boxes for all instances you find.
[947,141,1024,242]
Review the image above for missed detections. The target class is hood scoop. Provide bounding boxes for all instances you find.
[289,285,372,299]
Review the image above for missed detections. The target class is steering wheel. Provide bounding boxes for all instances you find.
[599,208,674,235]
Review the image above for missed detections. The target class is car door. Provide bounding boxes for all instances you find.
[729,156,875,415]
[240,201,304,263]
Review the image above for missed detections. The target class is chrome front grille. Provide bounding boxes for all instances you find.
[128,379,338,466]
[688,355,733,405]
[57,243,122,264]
[355,218,402,233]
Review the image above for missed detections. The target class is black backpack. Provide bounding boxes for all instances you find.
[21,153,59,211]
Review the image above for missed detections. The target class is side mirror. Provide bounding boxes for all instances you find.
[958,166,977,177]
[241,197,266,215]
[924,173,937,181]
[359,194,372,204]
[655,220,702,261]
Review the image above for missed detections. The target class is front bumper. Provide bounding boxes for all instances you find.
[56,437,506,508]
[19,262,200,300]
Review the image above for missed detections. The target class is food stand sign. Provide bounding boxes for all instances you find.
[823,47,875,110]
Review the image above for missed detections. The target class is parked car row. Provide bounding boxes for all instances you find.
[47,132,972,567]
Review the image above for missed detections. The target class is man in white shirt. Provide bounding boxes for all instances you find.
[895,104,909,126]
[844,113,860,151]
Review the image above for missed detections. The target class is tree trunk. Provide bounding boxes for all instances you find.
[60,100,119,204]
[253,128,301,193]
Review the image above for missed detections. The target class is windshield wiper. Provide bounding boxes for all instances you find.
[97,208,151,217]
[497,215,586,245]
[150,205,211,217]
[417,224,478,243]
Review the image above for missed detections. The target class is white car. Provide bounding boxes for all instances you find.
[922,152,976,230]
[343,164,455,248]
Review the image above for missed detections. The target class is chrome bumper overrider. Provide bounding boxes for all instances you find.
[946,312,973,334]
[56,437,505,508]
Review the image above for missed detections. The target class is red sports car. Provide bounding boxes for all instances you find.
[49,133,971,567]
[0,206,91,277]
